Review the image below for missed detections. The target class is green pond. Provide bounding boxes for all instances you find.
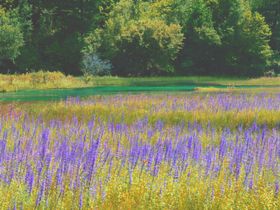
[0,85,279,102]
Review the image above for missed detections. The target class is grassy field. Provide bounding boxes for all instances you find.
[0,71,280,92]
[0,93,280,209]
[0,72,280,209]
[88,76,280,86]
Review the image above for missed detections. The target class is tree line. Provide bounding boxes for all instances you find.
[0,0,279,76]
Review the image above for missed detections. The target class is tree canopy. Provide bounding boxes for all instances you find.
[0,7,24,61]
[0,0,278,76]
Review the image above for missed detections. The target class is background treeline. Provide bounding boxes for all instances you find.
[0,0,279,76]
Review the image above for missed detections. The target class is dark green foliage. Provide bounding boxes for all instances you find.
[0,0,277,76]
[175,0,222,74]
[1,0,115,74]
[251,0,280,73]
[175,0,272,76]
[84,0,184,76]
[0,7,24,61]
[212,0,272,76]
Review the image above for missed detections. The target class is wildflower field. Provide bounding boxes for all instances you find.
[0,93,280,209]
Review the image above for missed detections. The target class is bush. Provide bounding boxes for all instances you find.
[264,70,276,77]
[81,54,112,76]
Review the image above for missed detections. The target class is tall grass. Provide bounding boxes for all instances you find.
[0,72,279,93]
[0,71,85,92]
[0,94,279,209]
[6,94,280,129]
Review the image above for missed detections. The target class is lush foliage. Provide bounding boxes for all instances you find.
[83,0,184,75]
[193,0,272,75]
[0,0,279,76]
[0,93,279,209]
[0,7,24,62]
[251,0,280,73]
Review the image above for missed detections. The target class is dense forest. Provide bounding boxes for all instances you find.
[0,0,279,76]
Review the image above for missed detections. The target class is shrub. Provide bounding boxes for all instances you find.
[81,54,112,76]
[264,70,276,77]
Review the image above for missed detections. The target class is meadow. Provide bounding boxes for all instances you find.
[1,0,279,208]
[0,93,280,209]
[1,71,280,93]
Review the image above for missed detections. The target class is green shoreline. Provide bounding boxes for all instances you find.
[1,84,279,102]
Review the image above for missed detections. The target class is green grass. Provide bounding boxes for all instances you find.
[87,76,280,87]
[0,71,279,94]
